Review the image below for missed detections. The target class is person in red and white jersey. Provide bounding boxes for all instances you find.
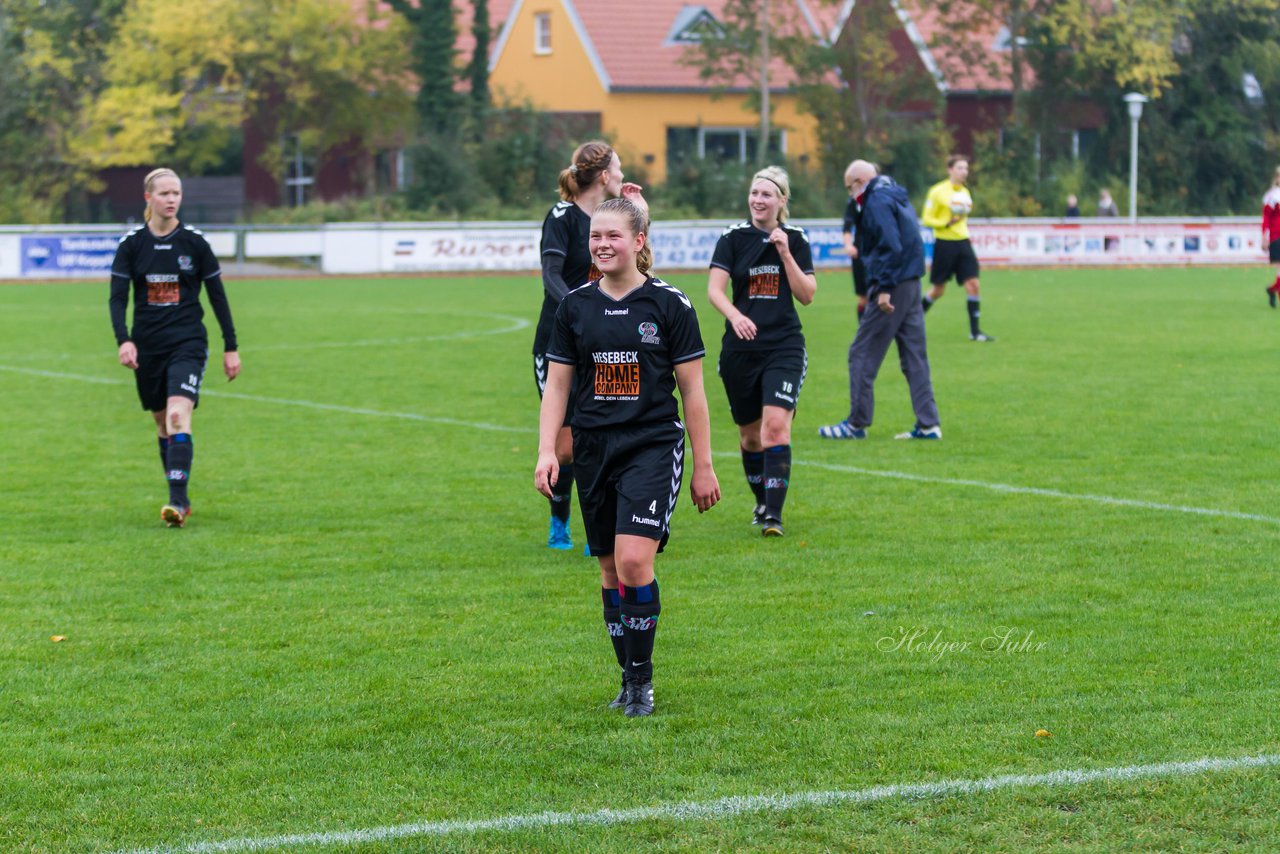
[1262,166,1280,309]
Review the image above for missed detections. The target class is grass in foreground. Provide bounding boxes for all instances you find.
[0,266,1277,852]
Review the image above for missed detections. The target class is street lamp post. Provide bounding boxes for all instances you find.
[1124,93,1148,223]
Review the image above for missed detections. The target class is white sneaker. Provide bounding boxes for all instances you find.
[894,425,942,440]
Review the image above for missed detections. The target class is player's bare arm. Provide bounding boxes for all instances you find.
[674,360,720,513]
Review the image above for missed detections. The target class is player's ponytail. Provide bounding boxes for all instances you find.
[591,197,652,278]
[142,167,180,222]
[558,141,614,202]
[752,165,792,224]
[1273,165,1280,188]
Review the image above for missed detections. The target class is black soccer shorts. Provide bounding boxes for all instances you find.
[134,344,208,412]
[717,346,807,426]
[929,238,981,285]
[572,421,685,557]
[1270,238,1280,263]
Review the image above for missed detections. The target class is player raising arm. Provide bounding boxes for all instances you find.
[707,166,816,539]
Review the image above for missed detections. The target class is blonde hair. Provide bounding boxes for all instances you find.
[143,168,181,223]
[590,197,652,278]
[558,141,614,202]
[1273,166,1280,188]
[751,165,791,223]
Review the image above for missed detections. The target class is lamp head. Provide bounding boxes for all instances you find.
[1124,92,1148,121]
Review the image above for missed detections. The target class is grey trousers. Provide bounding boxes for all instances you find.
[847,277,940,428]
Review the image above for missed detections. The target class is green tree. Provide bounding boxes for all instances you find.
[385,0,462,136]
[0,0,125,222]
[75,0,414,194]
[467,0,492,132]
[1094,0,1280,213]
[923,0,1187,214]
[796,0,946,197]
[684,0,946,205]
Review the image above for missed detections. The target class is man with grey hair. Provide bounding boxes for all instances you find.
[819,160,941,440]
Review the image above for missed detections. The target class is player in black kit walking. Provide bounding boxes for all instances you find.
[109,168,240,528]
[707,166,816,537]
[535,198,720,717]
[535,140,647,551]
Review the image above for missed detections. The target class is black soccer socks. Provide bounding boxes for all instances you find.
[166,433,193,508]
[550,463,574,521]
[967,297,981,336]
[764,444,791,522]
[740,448,765,507]
[157,436,169,473]
[620,580,660,683]
[602,586,626,670]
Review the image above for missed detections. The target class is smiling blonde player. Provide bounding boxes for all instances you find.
[536,197,720,718]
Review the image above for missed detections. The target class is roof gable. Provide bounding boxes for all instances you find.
[483,0,838,92]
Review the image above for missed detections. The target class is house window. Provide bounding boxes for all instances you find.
[664,6,720,45]
[666,126,785,171]
[534,12,551,54]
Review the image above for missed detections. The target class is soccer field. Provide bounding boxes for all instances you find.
[1,266,1278,852]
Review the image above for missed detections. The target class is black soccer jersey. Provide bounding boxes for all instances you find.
[109,222,236,353]
[546,277,705,430]
[710,221,813,352]
[533,200,594,356]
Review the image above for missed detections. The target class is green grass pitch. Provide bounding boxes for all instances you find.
[0,266,1278,852]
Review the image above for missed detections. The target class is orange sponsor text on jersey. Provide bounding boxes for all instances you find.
[748,265,780,297]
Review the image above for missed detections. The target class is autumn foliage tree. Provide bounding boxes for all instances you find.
[74,0,414,194]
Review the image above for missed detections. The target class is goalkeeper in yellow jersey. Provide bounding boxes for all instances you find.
[920,156,993,341]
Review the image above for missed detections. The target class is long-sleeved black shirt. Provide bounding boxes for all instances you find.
[109,222,237,353]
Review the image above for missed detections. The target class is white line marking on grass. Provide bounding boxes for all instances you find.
[0,365,532,434]
[111,753,1280,854]
[245,313,531,351]
[4,363,1276,524]
[790,457,1280,525]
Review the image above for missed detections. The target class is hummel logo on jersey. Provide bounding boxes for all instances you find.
[154,244,172,250]
[605,308,629,316]
[652,279,693,309]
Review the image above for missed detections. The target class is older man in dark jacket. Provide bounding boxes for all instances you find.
[820,160,941,440]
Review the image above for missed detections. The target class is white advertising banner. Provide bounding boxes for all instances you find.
[1,218,1268,279]
[0,235,20,279]
[378,227,542,272]
[961,220,1266,265]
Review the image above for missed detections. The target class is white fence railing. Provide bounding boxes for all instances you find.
[0,217,1267,279]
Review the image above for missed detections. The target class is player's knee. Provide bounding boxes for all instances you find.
[613,550,653,584]
[761,420,791,447]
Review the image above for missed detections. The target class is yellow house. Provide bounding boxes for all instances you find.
[464,1,846,183]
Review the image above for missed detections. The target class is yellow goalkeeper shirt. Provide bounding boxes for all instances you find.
[921,179,972,241]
